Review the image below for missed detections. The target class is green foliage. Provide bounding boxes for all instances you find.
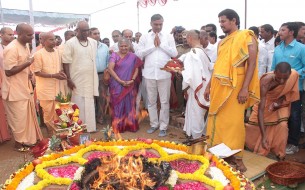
[55,91,72,103]
[100,125,114,141]
[49,135,62,151]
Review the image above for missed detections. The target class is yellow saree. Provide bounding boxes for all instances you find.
[206,30,260,157]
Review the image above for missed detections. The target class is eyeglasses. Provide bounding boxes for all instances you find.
[112,35,120,38]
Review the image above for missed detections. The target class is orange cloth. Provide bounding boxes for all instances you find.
[39,100,57,136]
[32,48,67,135]
[2,40,33,101]
[32,48,66,100]
[3,98,43,145]
[206,30,260,158]
[245,70,299,159]
[0,45,11,142]
[2,39,43,145]
[35,44,43,52]
[0,99,11,143]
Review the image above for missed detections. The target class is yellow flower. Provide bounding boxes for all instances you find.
[72,116,79,122]
[5,140,251,189]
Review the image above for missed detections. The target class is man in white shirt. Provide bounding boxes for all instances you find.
[136,14,178,137]
[111,29,138,53]
[260,24,275,73]
[249,26,268,77]
[62,21,99,132]
[199,30,217,72]
[109,30,122,52]
[135,32,142,44]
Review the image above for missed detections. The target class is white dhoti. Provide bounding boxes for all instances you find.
[72,94,96,132]
[183,88,208,139]
[62,37,99,133]
[181,47,211,139]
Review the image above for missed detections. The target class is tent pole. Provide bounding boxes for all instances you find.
[137,1,140,32]
[244,0,247,29]
[0,0,4,27]
[29,0,36,52]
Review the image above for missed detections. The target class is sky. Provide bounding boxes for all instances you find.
[1,0,303,44]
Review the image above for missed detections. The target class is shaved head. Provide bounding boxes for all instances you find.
[275,62,291,74]
[16,23,33,35]
[77,21,89,31]
[39,32,46,40]
[0,27,13,35]
[41,32,54,42]
[76,21,89,40]
[185,29,201,48]
[187,30,200,39]
[42,32,56,49]
[0,27,14,45]
[16,23,34,45]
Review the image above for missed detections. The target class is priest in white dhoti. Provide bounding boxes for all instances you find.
[62,21,98,132]
[179,30,211,139]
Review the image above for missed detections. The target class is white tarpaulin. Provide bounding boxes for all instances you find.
[1,8,89,27]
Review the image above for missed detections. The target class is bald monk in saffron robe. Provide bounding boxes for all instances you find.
[246,62,299,159]
[0,27,14,143]
[2,23,43,150]
[32,32,67,137]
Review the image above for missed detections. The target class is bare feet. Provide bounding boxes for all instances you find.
[224,156,236,167]
[233,157,247,173]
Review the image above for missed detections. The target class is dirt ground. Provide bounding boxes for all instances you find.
[0,117,187,186]
[0,116,305,189]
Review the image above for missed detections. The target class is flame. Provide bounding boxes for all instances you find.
[90,155,156,189]
[137,109,148,123]
[114,132,122,140]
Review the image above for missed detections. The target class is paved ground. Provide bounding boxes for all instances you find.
[0,115,305,188]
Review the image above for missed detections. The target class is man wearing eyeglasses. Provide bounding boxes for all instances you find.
[110,30,122,53]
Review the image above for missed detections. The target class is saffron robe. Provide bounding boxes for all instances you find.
[246,70,299,159]
[206,30,260,157]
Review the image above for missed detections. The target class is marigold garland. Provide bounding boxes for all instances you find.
[212,156,255,190]
[76,144,120,159]
[118,143,168,158]
[2,162,34,190]
[3,140,252,190]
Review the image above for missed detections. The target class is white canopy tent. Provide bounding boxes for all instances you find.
[0,8,89,27]
[0,0,125,50]
[0,0,90,50]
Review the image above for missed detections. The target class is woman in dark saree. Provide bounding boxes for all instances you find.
[108,38,143,133]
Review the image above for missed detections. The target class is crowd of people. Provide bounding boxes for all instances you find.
[0,8,305,173]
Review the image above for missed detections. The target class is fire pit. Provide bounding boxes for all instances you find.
[81,155,172,190]
[2,140,255,190]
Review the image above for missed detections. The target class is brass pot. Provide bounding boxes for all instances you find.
[188,141,207,155]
